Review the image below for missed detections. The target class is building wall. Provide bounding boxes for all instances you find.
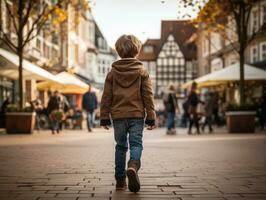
[156,34,196,96]
[197,0,266,76]
[0,0,63,104]
[142,61,156,92]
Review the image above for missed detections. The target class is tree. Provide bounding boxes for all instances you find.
[179,0,259,105]
[0,0,90,109]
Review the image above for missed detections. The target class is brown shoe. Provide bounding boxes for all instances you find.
[127,160,141,193]
[115,177,127,190]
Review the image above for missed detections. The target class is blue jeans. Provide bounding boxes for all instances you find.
[50,119,59,131]
[113,118,144,178]
[167,112,175,130]
[86,112,94,129]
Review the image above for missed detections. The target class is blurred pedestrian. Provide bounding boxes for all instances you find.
[187,82,202,134]
[0,97,10,128]
[100,35,155,192]
[31,95,43,130]
[202,92,214,133]
[181,98,189,127]
[59,93,70,131]
[259,94,266,130]
[213,91,221,126]
[82,84,98,132]
[47,91,64,134]
[163,84,178,135]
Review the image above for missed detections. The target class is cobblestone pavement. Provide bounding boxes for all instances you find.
[0,128,266,200]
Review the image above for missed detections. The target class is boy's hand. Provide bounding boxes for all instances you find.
[146,125,156,130]
[102,126,109,130]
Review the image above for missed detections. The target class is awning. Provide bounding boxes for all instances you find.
[37,72,97,94]
[183,62,266,88]
[0,48,60,82]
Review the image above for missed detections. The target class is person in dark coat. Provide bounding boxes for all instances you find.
[187,82,202,134]
[0,97,10,128]
[202,92,214,133]
[259,94,266,130]
[47,91,62,134]
[181,98,189,128]
[164,84,178,135]
[82,84,98,132]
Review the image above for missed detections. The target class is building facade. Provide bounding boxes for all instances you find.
[197,0,266,77]
[68,12,116,90]
[0,0,64,105]
[139,20,197,97]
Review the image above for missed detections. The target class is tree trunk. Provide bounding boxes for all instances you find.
[239,48,245,105]
[17,0,24,110]
[17,48,24,110]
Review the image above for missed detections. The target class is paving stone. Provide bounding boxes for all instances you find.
[0,128,265,200]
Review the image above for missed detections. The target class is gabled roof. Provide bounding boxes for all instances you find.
[138,39,160,61]
[138,20,197,61]
[160,20,197,60]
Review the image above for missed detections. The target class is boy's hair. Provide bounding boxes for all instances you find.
[115,35,142,58]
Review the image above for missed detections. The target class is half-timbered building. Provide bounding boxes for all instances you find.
[138,20,197,97]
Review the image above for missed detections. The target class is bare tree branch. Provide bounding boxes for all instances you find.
[20,0,34,29]
[22,2,49,48]
[0,32,17,52]
[3,0,18,34]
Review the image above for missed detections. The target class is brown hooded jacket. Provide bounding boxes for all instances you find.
[100,58,156,126]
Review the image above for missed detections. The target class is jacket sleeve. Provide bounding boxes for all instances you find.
[100,72,113,126]
[93,92,98,109]
[82,94,86,110]
[141,70,156,126]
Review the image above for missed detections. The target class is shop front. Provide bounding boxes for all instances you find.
[0,77,14,105]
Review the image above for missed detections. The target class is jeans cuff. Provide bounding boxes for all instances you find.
[145,119,155,126]
[100,119,111,126]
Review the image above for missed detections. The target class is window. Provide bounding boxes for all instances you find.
[163,58,167,65]
[157,58,162,65]
[203,37,209,56]
[143,46,153,53]
[252,10,259,33]
[180,58,185,66]
[260,43,266,61]
[169,58,173,65]
[263,5,266,25]
[36,38,41,50]
[250,46,258,63]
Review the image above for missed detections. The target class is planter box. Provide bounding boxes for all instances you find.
[5,112,36,134]
[226,111,256,133]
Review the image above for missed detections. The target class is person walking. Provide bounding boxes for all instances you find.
[0,97,10,128]
[212,91,221,126]
[30,96,43,131]
[164,84,178,135]
[202,92,214,133]
[47,91,63,134]
[58,93,70,131]
[259,94,266,130]
[187,82,201,134]
[181,98,189,128]
[100,35,156,192]
[82,85,98,132]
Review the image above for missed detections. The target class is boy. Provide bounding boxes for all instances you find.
[100,35,156,192]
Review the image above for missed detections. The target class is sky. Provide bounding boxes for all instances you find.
[91,0,198,48]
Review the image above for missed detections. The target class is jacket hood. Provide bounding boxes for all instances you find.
[111,58,143,88]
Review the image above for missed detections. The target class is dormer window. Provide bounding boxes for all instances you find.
[143,45,153,53]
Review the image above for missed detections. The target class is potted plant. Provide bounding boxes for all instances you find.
[5,105,36,134]
[226,104,257,133]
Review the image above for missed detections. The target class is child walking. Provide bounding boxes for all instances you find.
[100,35,156,192]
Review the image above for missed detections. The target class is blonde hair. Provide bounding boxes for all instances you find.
[115,35,142,58]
